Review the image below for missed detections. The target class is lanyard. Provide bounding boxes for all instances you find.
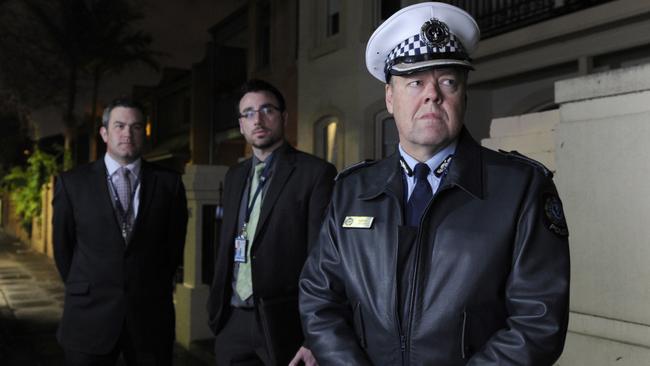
[107,170,141,232]
[243,158,273,224]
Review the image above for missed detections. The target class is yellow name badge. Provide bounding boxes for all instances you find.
[342,216,374,229]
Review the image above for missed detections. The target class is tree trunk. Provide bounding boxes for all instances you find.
[63,63,77,169]
[88,67,102,161]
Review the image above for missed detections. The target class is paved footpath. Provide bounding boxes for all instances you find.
[0,229,211,366]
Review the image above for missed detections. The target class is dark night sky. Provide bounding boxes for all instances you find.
[33,0,240,138]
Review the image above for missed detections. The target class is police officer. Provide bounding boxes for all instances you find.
[299,2,570,365]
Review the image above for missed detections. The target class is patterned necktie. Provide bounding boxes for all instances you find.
[236,162,266,300]
[115,167,134,239]
[116,167,132,211]
[406,163,433,227]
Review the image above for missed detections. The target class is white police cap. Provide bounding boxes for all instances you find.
[366,2,480,83]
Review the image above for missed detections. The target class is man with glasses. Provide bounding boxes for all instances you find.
[208,79,337,366]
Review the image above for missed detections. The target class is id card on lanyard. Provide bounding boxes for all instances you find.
[233,159,272,263]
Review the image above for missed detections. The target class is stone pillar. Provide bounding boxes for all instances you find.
[176,164,228,348]
[481,109,560,172]
[554,63,650,364]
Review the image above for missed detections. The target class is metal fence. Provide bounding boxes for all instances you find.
[443,0,614,38]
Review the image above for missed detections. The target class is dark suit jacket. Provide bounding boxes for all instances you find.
[207,144,336,362]
[52,159,188,355]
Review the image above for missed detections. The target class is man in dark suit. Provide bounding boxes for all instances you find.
[207,79,336,366]
[53,98,188,366]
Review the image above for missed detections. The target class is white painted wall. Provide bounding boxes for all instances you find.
[482,109,560,172]
[554,63,650,365]
[485,62,650,365]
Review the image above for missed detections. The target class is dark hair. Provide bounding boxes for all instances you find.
[237,79,286,112]
[101,97,146,127]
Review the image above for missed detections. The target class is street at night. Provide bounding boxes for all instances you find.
[0,229,212,365]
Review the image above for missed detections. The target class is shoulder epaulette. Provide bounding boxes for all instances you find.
[498,150,553,178]
[335,159,376,181]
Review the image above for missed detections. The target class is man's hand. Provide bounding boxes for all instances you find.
[288,346,318,366]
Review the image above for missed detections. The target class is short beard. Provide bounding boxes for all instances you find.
[253,135,283,150]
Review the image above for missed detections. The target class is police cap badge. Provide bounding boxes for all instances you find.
[366,2,480,83]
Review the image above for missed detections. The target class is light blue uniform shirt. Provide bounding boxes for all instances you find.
[399,141,457,200]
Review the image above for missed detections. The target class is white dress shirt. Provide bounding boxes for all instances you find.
[104,154,142,217]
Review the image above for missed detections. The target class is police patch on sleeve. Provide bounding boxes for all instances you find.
[543,193,568,237]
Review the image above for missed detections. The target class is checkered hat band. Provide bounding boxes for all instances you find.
[386,33,467,65]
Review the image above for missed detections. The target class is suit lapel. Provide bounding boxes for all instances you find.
[131,161,157,237]
[254,146,295,241]
[223,160,251,241]
[92,160,124,239]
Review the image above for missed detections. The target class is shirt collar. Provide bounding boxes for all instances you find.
[104,153,142,177]
[398,140,458,177]
[251,148,277,170]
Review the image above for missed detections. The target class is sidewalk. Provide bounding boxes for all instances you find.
[0,229,212,366]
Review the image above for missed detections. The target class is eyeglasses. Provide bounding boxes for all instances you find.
[239,105,281,120]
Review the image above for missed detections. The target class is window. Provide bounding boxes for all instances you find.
[145,118,152,138]
[309,0,345,58]
[183,94,191,126]
[314,115,344,168]
[327,0,340,37]
[374,111,399,158]
[324,120,339,163]
[380,0,400,22]
[257,0,271,69]
[373,0,401,28]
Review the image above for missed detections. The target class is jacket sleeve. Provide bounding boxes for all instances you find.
[468,174,570,365]
[306,163,337,251]
[52,175,76,282]
[299,201,373,365]
[167,174,188,278]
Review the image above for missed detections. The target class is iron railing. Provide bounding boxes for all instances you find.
[443,0,615,38]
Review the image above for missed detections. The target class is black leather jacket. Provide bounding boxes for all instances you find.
[299,129,570,365]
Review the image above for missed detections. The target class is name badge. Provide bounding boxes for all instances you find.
[234,236,248,263]
[342,216,374,229]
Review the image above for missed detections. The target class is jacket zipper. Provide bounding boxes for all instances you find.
[396,306,407,365]
[387,189,408,365]
[402,186,450,365]
[461,310,468,359]
[402,225,423,366]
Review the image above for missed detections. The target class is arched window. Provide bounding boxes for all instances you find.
[325,120,338,163]
[314,116,344,168]
[374,110,398,159]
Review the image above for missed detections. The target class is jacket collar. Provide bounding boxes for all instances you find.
[135,160,157,225]
[441,127,484,199]
[256,142,296,236]
[92,159,116,214]
[359,127,484,200]
[358,153,403,201]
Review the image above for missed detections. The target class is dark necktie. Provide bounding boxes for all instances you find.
[406,163,432,227]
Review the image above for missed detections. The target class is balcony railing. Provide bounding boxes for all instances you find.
[443,0,615,38]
